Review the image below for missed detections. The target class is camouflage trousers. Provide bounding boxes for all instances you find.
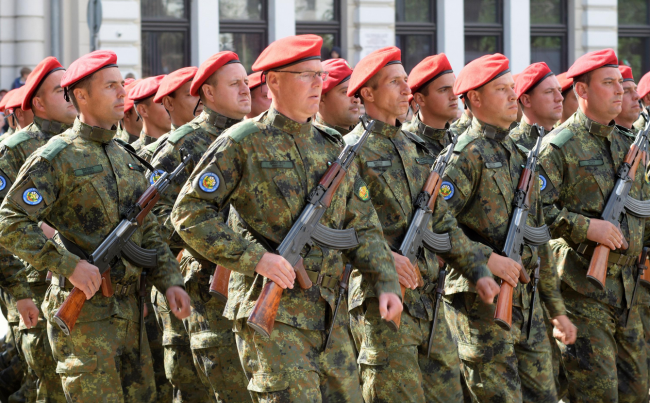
[145,296,172,403]
[559,286,648,403]
[639,303,650,401]
[151,286,214,402]
[19,325,66,403]
[47,317,156,403]
[349,298,464,403]
[444,291,557,403]
[542,304,568,401]
[2,324,27,403]
[234,318,362,403]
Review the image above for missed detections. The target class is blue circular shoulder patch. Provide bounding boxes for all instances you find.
[199,172,220,193]
[149,169,165,185]
[439,181,454,201]
[0,176,6,191]
[22,188,43,205]
[539,175,547,191]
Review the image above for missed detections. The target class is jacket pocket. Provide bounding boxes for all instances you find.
[55,355,97,374]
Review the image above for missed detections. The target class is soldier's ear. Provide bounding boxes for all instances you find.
[360,87,373,103]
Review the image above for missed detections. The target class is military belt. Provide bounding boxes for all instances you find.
[306,270,339,289]
[575,243,636,267]
[421,282,437,294]
[50,275,138,295]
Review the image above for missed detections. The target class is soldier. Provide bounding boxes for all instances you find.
[633,72,650,133]
[342,47,501,403]
[170,34,403,402]
[0,90,17,141]
[441,53,576,403]
[0,56,77,403]
[537,49,649,402]
[450,99,472,137]
[402,54,456,157]
[0,50,191,403]
[614,66,641,132]
[557,73,577,126]
[117,78,142,143]
[246,71,271,119]
[3,88,33,133]
[129,75,171,156]
[315,58,360,135]
[147,51,251,402]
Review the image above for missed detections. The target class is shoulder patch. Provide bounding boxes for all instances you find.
[37,137,69,162]
[227,120,262,143]
[354,177,370,202]
[439,181,455,200]
[547,128,574,148]
[453,133,476,152]
[2,131,32,149]
[167,124,196,145]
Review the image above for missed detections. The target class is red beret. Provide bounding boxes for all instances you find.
[321,59,353,95]
[21,57,65,110]
[61,50,118,90]
[347,47,402,97]
[453,53,510,96]
[123,79,142,112]
[190,51,240,97]
[124,77,135,87]
[566,49,618,79]
[4,87,26,111]
[619,65,634,82]
[0,89,19,113]
[556,72,573,93]
[514,62,554,98]
[248,71,265,90]
[154,67,197,103]
[408,53,453,94]
[253,34,323,72]
[638,72,650,99]
[129,75,165,103]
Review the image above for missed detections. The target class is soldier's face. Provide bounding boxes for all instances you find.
[368,64,411,120]
[520,75,563,128]
[319,82,360,128]
[469,73,518,130]
[32,70,77,125]
[562,90,579,121]
[166,80,201,126]
[416,73,458,123]
[267,60,324,123]
[207,63,251,120]
[249,84,272,118]
[577,67,623,122]
[83,68,126,126]
[618,81,641,125]
[139,98,171,133]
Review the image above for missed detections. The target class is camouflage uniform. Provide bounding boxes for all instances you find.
[0,118,184,403]
[139,124,176,164]
[0,117,72,403]
[401,113,453,157]
[441,117,565,403]
[0,290,27,402]
[131,131,157,157]
[538,109,650,402]
[116,123,138,143]
[343,119,491,403]
[171,107,401,402]
[314,114,353,136]
[450,111,471,137]
[632,109,647,134]
[148,107,242,402]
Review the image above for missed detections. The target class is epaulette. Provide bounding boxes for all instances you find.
[616,125,636,139]
[547,128,574,148]
[402,129,435,157]
[453,133,476,152]
[37,137,69,162]
[313,122,343,145]
[515,144,530,154]
[227,120,262,143]
[1,130,32,149]
[167,123,197,145]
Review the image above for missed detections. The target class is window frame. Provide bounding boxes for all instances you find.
[529,0,568,72]
[395,0,436,73]
[618,1,650,80]
[295,0,341,57]
[219,1,269,73]
[464,0,504,63]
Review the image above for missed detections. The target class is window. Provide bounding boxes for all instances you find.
[295,0,341,60]
[464,0,503,64]
[141,0,191,77]
[219,0,267,73]
[395,0,436,73]
[618,0,650,81]
[530,0,568,74]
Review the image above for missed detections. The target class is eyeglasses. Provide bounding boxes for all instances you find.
[273,70,329,82]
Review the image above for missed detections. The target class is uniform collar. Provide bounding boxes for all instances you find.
[577,108,615,138]
[414,113,449,141]
[315,114,352,135]
[33,116,71,136]
[266,107,313,136]
[201,106,242,130]
[366,115,401,138]
[139,131,156,146]
[74,119,117,144]
[471,117,515,142]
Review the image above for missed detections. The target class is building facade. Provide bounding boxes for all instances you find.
[1,0,649,90]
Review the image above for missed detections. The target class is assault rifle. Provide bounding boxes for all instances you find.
[624,247,649,327]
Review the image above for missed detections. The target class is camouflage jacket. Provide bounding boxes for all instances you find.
[315,113,353,136]
[632,109,647,134]
[538,109,650,309]
[344,118,491,321]
[139,124,177,163]
[450,111,472,137]
[401,112,454,157]
[0,127,16,143]
[170,107,400,330]
[131,130,157,156]
[441,118,566,317]
[0,117,71,302]
[147,107,241,250]
[116,124,139,143]
[509,119,542,152]
[0,119,183,324]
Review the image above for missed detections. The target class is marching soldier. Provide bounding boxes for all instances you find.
[441,53,575,402]
[246,72,271,119]
[171,34,403,402]
[3,88,33,133]
[614,66,642,132]
[117,78,142,143]
[343,47,501,403]
[315,58,360,135]
[129,75,171,157]
[147,51,251,402]
[0,50,191,403]
[538,49,649,402]
[557,73,577,126]
[633,72,650,133]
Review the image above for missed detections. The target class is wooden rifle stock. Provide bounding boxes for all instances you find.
[641,255,650,287]
[52,287,87,335]
[101,269,113,297]
[209,265,231,302]
[493,280,514,330]
[387,264,423,331]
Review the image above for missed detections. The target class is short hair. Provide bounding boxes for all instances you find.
[68,74,96,112]
[573,71,592,86]
[20,67,31,77]
[358,75,380,104]
[198,74,217,103]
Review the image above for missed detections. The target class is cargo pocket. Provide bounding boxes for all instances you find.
[457,342,486,387]
[563,323,593,371]
[55,355,97,375]
[247,372,290,393]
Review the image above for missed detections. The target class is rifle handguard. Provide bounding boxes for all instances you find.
[493,281,514,330]
[209,265,231,303]
[586,245,610,290]
[53,287,87,335]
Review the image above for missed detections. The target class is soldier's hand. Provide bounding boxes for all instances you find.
[551,315,577,345]
[475,277,500,304]
[16,298,39,329]
[40,222,56,239]
[255,253,295,289]
[68,260,102,300]
[378,292,403,323]
[587,219,626,250]
[487,254,520,288]
[166,286,191,320]
[392,252,418,290]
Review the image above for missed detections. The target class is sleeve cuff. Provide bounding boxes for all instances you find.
[154,272,185,292]
[237,242,268,278]
[374,279,402,300]
[545,301,566,319]
[51,251,80,278]
[469,264,492,284]
[8,282,33,301]
[570,214,590,244]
